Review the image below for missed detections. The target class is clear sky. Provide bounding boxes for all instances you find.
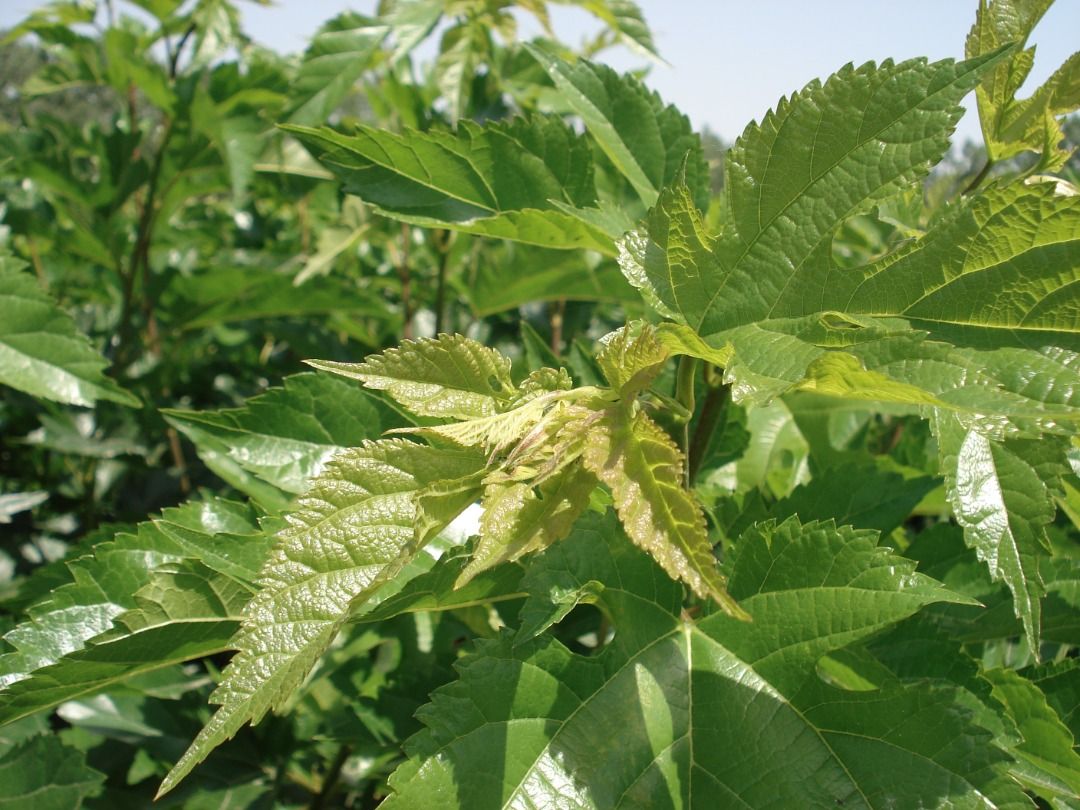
[3,0,1079,146]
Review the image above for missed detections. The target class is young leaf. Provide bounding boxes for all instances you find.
[284,117,618,252]
[308,334,515,420]
[383,514,1010,809]
[159,439,486,795]
[934,411,1067,657]
[0,256,138,407]
[966,0,1079,169]
[583,405,746,618]
[595,321,669,396]
[164,372,397,495]
[456,464,596,587]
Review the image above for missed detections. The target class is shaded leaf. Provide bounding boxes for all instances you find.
[383,513,1008,809]
[0,734,103,808]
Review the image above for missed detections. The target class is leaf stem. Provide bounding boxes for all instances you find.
[309,744,351,810]
[688,378,730,484]
[962,157,994,196]
[675,356,698,485]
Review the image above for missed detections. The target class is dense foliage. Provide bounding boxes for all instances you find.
[2,0,1080,806]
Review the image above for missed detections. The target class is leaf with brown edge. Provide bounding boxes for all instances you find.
[583,404,747,619]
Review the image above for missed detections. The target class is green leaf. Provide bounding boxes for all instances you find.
[168,266,389,331]
[768,461,936,536]
[984,666,1080,800]
[526,45,708,210]
[285,117,618,252]
[159,439,486,796]
[357,542,527,624]
[559,0,660,61]
[837,183,1080,348]
[0,256,137,407]
[285,13,388,126]
[0,561,254,727]
[0,734,104,808]
[966,0,1079,169]
[468,247,638,316]
[934,411,1067,657]
[1025,659,1080,742]
[623,66,1080,421]
[383,513,1011,809]
[456,464,596,587]
[0,496,268,694]
[620,52,1004,336]
[582,404,746,618]
[164,372,395,495]
[308,334,515,420]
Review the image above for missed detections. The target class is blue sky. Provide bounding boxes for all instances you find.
[4,0,1079,145]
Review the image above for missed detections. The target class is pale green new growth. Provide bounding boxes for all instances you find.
[457,465,595,587]
[310,334,516,420]
[583,405,747,619]
[966,0,1080,170]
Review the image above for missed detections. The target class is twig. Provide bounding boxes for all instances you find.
[550,298,566,355]
[113,118,174,368]
[395,223,413,340]
[166,427,191,494]
[433,229,451,335]
[27,235,46,287]
[168,23,196,79]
